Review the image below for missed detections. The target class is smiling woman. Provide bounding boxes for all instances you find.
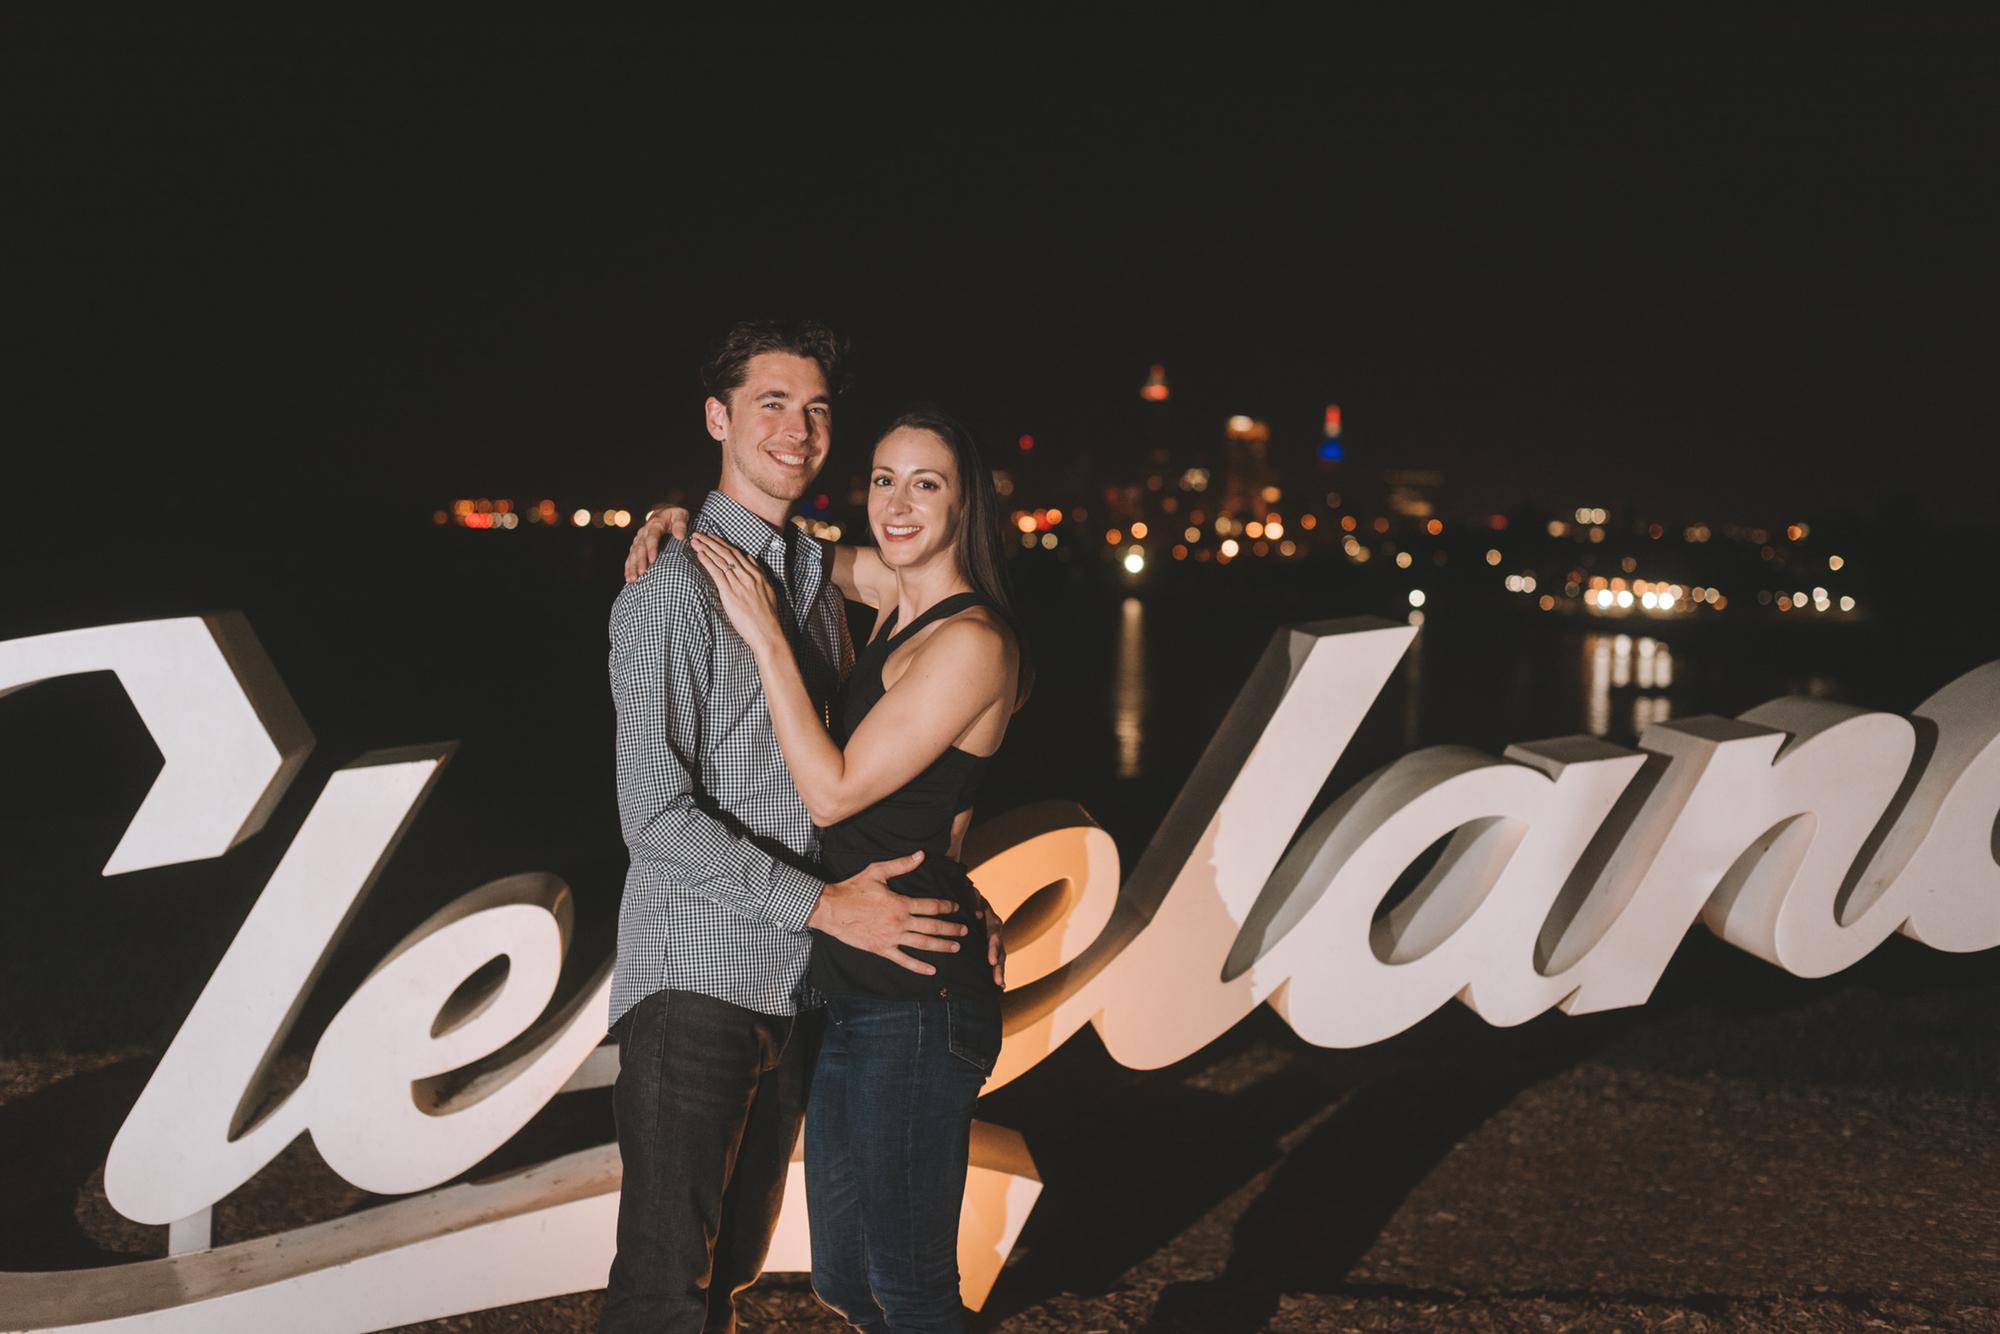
[865,409,1035,705]
[688,405,1028,1331]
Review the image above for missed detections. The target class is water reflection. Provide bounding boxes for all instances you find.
[1583,632,1673,739]
[1114,596,1146,778]
[1402,617,1426,751]
[1587,636,1613,737]
[1636,635,1673,689]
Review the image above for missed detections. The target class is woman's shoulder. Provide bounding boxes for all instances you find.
[926,603,1016,656]
[900,606,1017,699]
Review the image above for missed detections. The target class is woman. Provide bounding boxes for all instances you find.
[686,409,1027,1332]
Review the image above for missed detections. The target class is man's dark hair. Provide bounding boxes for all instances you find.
[700,318,847,404]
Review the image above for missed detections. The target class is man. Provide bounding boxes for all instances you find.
[603,319,996,1332]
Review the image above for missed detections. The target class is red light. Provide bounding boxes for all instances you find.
[1018,434,1035,452]
[1489,514,1508,530]
[1322,404,1342,437]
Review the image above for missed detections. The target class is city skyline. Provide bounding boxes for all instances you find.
[9,18,1998,545]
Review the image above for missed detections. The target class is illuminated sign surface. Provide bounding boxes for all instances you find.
[1,614,1995,1332]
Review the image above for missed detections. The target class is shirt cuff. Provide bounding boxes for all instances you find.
[767,861,824,933]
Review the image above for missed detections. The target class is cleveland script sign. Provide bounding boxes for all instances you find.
[2,614,1996,1331]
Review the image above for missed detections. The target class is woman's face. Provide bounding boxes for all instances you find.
[867,427,961,572]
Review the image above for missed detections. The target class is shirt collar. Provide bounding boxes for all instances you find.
[696,489,789,557]
[694,488,827,589]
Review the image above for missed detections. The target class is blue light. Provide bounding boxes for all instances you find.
[1317,440,1345,462]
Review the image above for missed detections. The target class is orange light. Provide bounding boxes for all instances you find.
[1015,513,1037,534]
[1106,528,1123,546]
[1372,517,1390,534]
[1300,513,1317,530]
[1130,521,1149,540]
[1340,515,1358,532]
[1425,518,1444,536]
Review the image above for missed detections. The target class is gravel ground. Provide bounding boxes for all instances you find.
[7,943,1998,1333]
[374,1058,2000,1333]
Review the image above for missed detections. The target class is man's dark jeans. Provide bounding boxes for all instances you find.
[602,988,821,1334]
[804,990,1002,1333]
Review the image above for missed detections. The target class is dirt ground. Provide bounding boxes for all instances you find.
[7,936,1998,1332]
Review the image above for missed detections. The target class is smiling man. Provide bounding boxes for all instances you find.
[603,320,976,1332]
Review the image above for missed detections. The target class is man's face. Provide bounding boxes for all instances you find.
[706,352,831,522]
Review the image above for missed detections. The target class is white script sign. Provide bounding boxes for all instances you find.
[1,614,1995,1331]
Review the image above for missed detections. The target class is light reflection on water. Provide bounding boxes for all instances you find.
[1114,597,1147,779]
[1103,616,1685,781]
[1402,618,1425,751]
[1584,632,1673,739]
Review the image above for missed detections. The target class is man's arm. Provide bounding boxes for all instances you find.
[612,564,969,970]
[611,568,821,930]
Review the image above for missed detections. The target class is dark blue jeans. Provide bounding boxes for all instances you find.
[805,990,1003,1333]
[602,988,821,1334]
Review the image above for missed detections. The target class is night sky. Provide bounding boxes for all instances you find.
[8,17,1998,535]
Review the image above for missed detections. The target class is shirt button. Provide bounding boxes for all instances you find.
[938,985,951,999]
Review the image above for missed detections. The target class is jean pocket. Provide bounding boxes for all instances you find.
[945,996,1002,1075]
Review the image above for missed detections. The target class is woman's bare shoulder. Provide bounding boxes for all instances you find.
[931,605,1015,653]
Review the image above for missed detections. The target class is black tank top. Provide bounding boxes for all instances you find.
[811,591,1000,1000]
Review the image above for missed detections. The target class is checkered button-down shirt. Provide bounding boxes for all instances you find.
[608,489,852,1025]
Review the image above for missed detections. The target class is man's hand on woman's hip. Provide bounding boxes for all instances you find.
[807,851,968,975]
